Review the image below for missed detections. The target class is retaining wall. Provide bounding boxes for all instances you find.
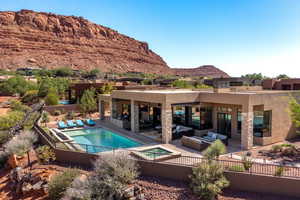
[44,104,80,114]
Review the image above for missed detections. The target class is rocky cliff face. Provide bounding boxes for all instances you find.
[0,10,229,77]
[0,10,170,73]
[172,65,230,78]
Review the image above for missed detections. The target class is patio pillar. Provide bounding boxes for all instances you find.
[99,100,105,120]
[241,105,253,150]
[212,106,218,130]
[231,106,238,138]
[162,103,172,143]
[131,100,139,133]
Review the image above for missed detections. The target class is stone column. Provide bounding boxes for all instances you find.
[111,99,116,120]
[131,100,139,133]
[241,105,253,150]
[231,106,238,138]
[161,103,172,144]
[99,100,105,120]
[212,106,218,130]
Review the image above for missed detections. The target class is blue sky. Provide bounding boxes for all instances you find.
[2,0,300,77]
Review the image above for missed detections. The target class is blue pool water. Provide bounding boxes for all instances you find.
[64,128,142,153]
[59,100,72,105]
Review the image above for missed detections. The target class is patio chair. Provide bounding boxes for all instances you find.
[67,120,76,128]
[86,119,96,126]
[57,121,67,129]
[76,119,84,127]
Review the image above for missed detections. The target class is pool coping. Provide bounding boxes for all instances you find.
[130,145,182,161]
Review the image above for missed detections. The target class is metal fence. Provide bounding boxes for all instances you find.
[34,124,300,179]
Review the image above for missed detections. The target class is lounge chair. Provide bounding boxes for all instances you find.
[86,119,96,126]
[67,120,76,128]
[201,131,228,145]
[76,119,84,127]
[58,121,67,129]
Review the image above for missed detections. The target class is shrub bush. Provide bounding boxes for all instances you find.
[274,166,284,176]
[203,139,227,160]
[242,156,253,171]
[48,168,80,200]
[228,165,245,172]
[45,90,59,106]
[65,154,139,200]
[271,145,282,153]
[190,161,229,200]
[36,145,56,164]
[0,111,25,131]
[0,131,10,145]
[21,90,39,104]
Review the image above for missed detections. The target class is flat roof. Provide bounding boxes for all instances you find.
[120,89,201,94]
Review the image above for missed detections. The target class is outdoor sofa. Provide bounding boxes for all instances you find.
[181,136,211,151]
[200,131,228,145]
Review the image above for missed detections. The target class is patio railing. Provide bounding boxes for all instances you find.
[34,124,300,179]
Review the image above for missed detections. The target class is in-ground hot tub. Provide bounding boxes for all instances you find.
[131,145,181,161]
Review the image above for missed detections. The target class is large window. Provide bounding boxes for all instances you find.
[253,110,272,137]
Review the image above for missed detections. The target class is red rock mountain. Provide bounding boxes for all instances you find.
[172,65,230,78]
[0,10,229,77]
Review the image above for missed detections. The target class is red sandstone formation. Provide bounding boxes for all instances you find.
[0,10,229,77]
[172,65,230,78]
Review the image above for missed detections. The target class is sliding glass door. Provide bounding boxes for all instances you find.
[217,113,232,137]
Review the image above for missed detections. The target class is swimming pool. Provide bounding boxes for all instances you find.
[63,128,142,153]
[59,100,72,105]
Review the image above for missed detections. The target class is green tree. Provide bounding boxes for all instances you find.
[100,83,114,94]
[79,88,97,115]
[45,88,59,105]
[276,74,290,79]
[21,90,39,104]
[0,111,25,131]
[38,78,51,97]
[54,67,74,77]
[171,80,193,88]
[10,100,30,112]
[0,76,37,96]
[242,73,268,80]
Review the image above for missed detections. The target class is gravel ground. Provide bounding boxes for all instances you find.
[136,176,298,200]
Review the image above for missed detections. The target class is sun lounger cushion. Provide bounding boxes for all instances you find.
[76,120,84,127]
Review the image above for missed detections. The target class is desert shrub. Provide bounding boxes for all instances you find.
[0,131,10,145]
[48,168,80,200]
[5,131,37,156]
[242,156,253,171]
[65,154,139,200]
[53,110,61,116]
[21,90,39,104]
[45,88,59,105]
[271,144,282,153]
[36,145,56,164]
[0,111,25,131]
[66,111,75,120]
[0,151,8,169]
[228,165,245,172]
[41,111,50,125]
[190,161,229,200]
[203,139,227,160]
[10,99,30,112]
[274,166,284,176]
[64,176,91,200]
